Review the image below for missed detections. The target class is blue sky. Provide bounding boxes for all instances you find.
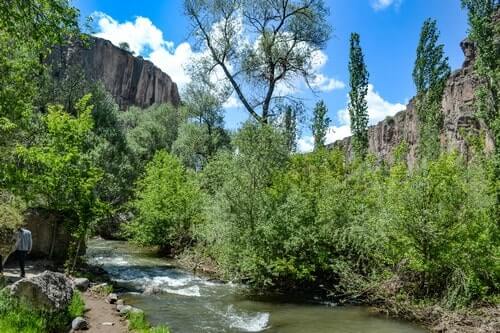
[73,0,469,151]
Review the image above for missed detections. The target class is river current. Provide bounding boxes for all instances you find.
[86,239,427,333]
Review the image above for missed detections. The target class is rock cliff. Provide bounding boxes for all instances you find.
[329,38,494,167]
[50,36,181,109]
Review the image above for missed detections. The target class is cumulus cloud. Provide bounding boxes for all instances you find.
[93,12,172,55]
[92,11,195,88]
[371,0,403,11]
[298,84,405,152]
[309,50,346,92]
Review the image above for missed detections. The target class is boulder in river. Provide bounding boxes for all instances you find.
[9,270,73,311]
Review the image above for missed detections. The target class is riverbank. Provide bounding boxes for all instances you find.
[86,239,429,333]
[176,248,499,333]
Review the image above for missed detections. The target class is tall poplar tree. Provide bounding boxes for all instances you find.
[312,100,330,150]
[412,19,450,161]
[348,33,369,158]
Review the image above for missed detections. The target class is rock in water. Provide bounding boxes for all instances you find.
[72,317,88,330]
[73,277,90,291]
[9,270,73,311]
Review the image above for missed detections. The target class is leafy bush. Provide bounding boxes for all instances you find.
[125,151,202,253]
[385,154,498,307]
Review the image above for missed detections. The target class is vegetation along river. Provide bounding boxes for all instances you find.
[86,239,427,333]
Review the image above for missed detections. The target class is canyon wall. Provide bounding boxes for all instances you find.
[329,38,494,167]
[50,36,181,109]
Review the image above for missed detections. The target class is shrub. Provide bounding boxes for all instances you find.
[124,151,202,254]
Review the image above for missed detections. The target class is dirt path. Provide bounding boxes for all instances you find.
[83,292,129,333]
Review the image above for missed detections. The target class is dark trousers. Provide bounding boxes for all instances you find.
[0,254,2,273]
[16,250,27,277]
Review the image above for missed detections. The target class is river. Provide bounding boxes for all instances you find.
[86,239,427,333]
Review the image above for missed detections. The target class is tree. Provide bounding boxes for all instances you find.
[119,103,181,172]
[184,0,331,124]
[0,0,80,185]
[125,151,202,254]
[412,19,451,161]
[173,79,231,169]
[283,104,299,153]
[311,100,330,150]
[119,41,131,52]
[15,95,104,269]
[348,33,369,158]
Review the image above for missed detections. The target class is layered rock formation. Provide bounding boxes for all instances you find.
[50,36,181,109]
[329,38,494,167]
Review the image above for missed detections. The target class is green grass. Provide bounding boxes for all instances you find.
[0,291,49,333]
[68,290,85,318]
[127,311,170,333]
[90,283,114,296]
[0,289,78,333]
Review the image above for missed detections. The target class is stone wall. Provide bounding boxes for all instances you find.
[328,38,494,167]
[50,36,181,110]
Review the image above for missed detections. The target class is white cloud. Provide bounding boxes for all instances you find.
[309,50,345,92]
[297,137,315,153]
[148,42,196,88]
[222,94,242,109]
[92,11,196,89]
[297,84,405,152]
[371,0,402,11]
[311,75,346,92]
[93,12,171,55]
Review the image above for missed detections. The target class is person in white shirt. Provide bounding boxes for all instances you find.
[15,227,32,278]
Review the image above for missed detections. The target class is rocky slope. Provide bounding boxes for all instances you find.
[329,38,494,167]
[50,36,181,109]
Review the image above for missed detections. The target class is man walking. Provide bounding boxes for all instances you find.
[15,227,32,278]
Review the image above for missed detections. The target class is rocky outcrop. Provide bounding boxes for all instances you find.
[329,37,494,167]
[9,271,73,311]
[50,36,181,109]
[24,208,72,263]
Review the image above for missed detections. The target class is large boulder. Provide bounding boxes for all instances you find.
[9,270,73,311]
[73,277,90,292]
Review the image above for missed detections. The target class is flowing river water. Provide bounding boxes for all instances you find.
[86,239,427,333]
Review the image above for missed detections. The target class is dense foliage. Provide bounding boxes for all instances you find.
[124,151,202,254]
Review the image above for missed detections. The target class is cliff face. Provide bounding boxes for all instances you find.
[51,36,181,109]
[329,38,494,167]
